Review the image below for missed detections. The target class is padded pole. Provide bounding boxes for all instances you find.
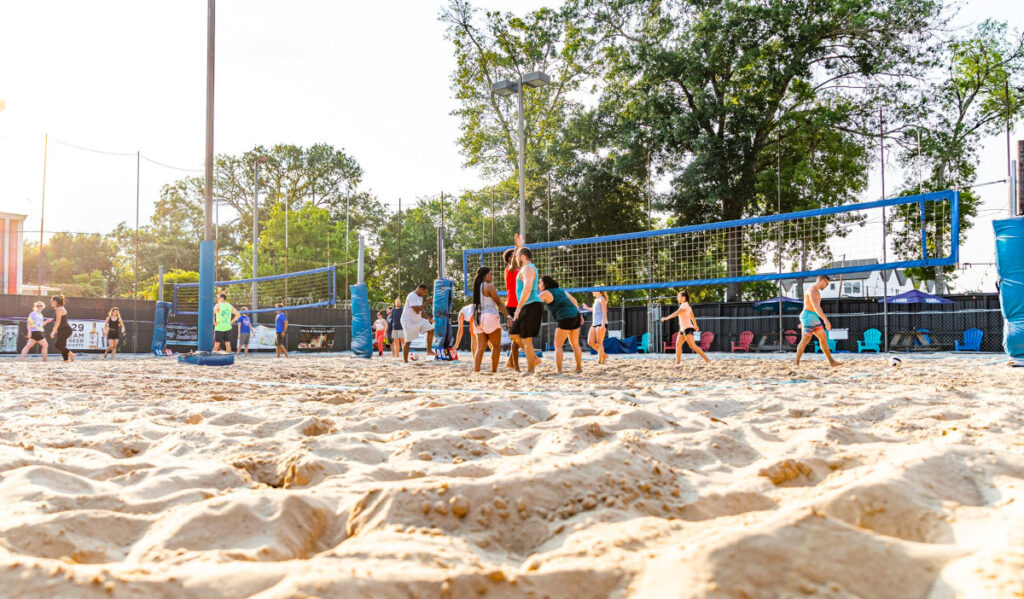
[198,240,215,352]
[357,235,365,284]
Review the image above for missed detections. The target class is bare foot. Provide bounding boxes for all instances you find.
[69,352,76,362]
[575,367,582,373]
[828,360,840,368]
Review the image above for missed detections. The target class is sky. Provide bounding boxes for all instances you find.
[0,0,1021,292]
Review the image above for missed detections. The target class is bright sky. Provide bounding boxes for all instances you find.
[0,0,1021,291]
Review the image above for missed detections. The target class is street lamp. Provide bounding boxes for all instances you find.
[491,71,550,239]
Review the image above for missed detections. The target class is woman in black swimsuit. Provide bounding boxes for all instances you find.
[104,306,125,359]
[50,295,75,362]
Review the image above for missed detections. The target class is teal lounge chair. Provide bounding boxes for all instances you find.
[814,336,836,353]
[639,332,650,353]
[857,328,882,353]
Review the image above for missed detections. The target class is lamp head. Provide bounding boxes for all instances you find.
[490,79,517,97]
[521,71,550,88]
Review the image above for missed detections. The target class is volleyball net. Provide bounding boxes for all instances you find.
[172,265,337,315]
[462,190,959,295]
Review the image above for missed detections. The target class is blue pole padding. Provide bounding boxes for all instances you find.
[198,240,215,352]
[994,216,1024,362]
[349,282,373,358]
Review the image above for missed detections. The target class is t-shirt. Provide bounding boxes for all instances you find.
[275,312,287,334]
[238,315,251,334]
[28,311,44,332]
[505,268,519,308]
[215,302,234,332]
[403,291,424,323]
[460,304,475,320]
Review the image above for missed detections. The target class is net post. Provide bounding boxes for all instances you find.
[197,240,215,352]
[357,235,365,284]
[950,190,960,264]
[158,266,164,303]
[462,249,470,296]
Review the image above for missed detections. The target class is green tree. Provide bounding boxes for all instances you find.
[583,0,945,300]
[891,20,1024,293]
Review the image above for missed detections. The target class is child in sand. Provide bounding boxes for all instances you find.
[374,311,387,356]
[661,290,710,364]
[20,301,52,361]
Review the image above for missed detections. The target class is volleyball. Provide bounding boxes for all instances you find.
[890,357,902,367]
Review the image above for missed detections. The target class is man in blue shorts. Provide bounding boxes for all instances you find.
[236,307,252,357]
[274,304,289,359]
[795,275,838,367]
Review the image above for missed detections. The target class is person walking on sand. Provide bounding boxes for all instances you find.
[661,290,710,364]
[538,275,584,374]
[274,304,289,358]
[374,311,388,357]
[213,293,240,353]
[470,266,510,373]
[509,247,543,373]
[505,234,524,368]
[20,301,52,361]
[50,295,75,362]
[389,298,405,358]
[235,307,252,357]
[401,284,435,363]
[582,290,609,364]
[795,275,839,368]
[103,307,126,359]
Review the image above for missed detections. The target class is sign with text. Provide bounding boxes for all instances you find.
[297,326,334,351]
[166,321,198,347]
[67,319,108,351]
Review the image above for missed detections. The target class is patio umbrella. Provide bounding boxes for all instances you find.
[752,296,803,313]
[878,290,953,304]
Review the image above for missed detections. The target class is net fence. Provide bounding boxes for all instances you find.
[463,191,958,295]
[172,266,336,315]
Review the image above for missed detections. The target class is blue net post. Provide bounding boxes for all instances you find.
[994,216,1024,364]
[197,240,215,352]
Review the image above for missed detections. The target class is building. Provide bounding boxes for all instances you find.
[0,212,26,295]
[781,258,925,299]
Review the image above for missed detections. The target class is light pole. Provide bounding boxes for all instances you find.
[490,71,550,239]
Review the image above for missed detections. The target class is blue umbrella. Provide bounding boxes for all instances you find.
[878,290,953,304]
[753,296,803,313]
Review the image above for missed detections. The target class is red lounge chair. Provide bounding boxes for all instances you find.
[699,331,714,351]
[731,330,753,352]
[663,331,679,353]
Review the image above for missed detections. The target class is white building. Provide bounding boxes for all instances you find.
[781,258,928,299]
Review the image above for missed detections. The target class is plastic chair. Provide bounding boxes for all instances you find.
[955,328,983,352]
[731,331,753,352]
[699,331,715,351]
[639,332,650,353]
[857,328,882,353]
[784,329,798,346]
[814,337,837,353]
[663,331,679,353]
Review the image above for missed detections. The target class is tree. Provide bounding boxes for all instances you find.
[23,233,119,296]
[891,20,1024,293]
[583,0,946,300]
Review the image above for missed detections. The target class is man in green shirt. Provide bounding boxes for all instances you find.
[213,293,240,353]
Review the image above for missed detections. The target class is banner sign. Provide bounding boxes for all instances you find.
[298,326,334,351]
[248,324,278,350]
[67,319,108,351]
[1,324,17,353]
[166,321,198,347]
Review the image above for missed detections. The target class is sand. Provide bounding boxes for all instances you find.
[0,352,1022,598]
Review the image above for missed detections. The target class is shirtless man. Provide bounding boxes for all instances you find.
[795,275,839,367]
[661,290,710,364]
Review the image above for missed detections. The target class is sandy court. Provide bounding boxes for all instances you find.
[0,352,1023,598]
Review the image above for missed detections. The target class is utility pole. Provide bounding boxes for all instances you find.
[197,0,216,353]
[38,133,48,294]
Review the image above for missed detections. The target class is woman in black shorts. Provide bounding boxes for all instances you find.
[50,295,75,362]
[537,275,584,373]
[104,306,126,359]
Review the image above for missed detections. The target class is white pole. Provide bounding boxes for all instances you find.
[517,79,526,239]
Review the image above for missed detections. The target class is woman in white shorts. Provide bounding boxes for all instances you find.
[401,285,435,362]
[470,266,510,373]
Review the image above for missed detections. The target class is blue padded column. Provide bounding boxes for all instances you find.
[994,216,1024,363]
[197,240,215,352]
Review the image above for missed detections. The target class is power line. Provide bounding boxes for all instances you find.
[141,154,203,173]
[53,139,135,157]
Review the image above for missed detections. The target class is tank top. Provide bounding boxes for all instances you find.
[57,308,71,331]
[505,268,519,308]
[544,287,579,321]
[107,317,121,330]
[515,263,541,305]
[480,292,498,315]
[215,303,233,331]
[28,312,44,332]
[593,298,605,325]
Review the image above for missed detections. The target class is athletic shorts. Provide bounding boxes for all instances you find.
[107,330,120,340]
[682,327,696,336]
[239,332,250,346]
[401,318,433,342]
[30,331,44,341]
[510,302,543,338]
[214,330,230,343]
[476,313,501,335]
[557,315,581,331]
[276,332,286,346]
[800,310,824,335]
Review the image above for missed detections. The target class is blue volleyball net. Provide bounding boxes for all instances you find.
[463,190,959,295]
[172,266,337,315]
